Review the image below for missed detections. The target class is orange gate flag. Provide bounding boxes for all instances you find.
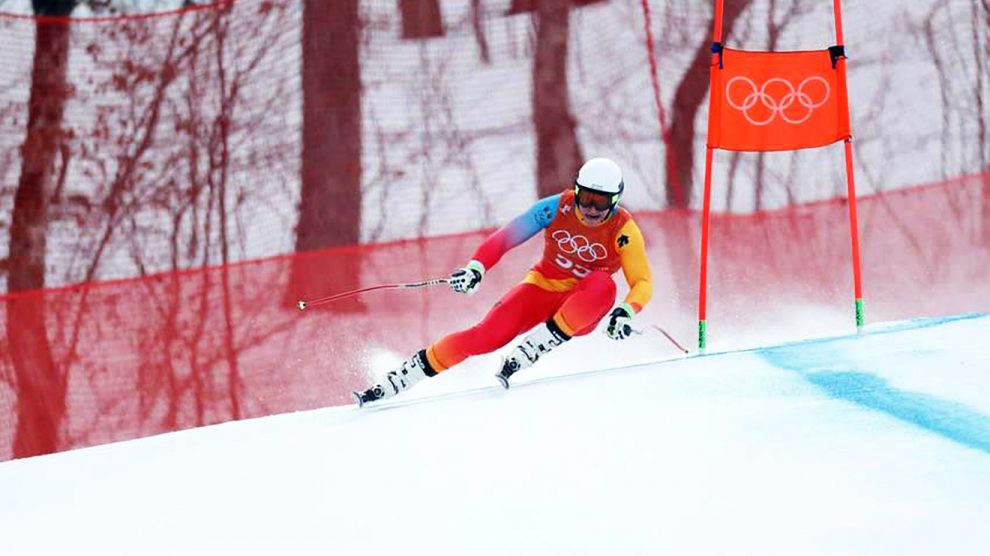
[708,47,851,152]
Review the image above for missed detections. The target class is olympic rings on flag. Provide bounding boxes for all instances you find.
[725,76,831,126]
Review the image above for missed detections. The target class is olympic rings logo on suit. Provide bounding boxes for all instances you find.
[725,76,830,126]
[552,230,607,263]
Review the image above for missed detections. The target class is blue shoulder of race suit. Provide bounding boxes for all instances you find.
[508,193,560,241]
[472,193,562,266]
[531,193,561,229]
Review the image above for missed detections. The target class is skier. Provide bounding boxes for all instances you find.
[355,157,653,405]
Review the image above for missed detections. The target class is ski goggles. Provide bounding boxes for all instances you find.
[574,186,617,212]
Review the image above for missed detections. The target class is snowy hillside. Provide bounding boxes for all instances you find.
[2,313,987,555]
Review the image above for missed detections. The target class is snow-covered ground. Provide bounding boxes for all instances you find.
[1,313,988,555]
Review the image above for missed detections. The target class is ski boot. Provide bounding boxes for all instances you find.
[496,319,570,389]
[354,349,436,407]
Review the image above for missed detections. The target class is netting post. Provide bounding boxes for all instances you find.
[697,0,724,352]
[833,0,865,333]
[698,146,715,351]
[844,139,864,332]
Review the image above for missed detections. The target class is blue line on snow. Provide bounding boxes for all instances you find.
[690,313,987,363]
[758,316,990,456]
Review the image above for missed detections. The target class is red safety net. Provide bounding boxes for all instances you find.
[1,0,988,460]
[2,173,988,461]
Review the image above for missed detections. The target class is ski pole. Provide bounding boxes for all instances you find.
[632,324,690,354]
[297,277,450,310]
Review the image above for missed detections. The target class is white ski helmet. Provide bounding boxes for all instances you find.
[574,157,624,213]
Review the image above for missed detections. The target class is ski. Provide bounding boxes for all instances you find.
[354,350,695,409]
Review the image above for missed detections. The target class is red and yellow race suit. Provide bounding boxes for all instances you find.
[426,189,653,372]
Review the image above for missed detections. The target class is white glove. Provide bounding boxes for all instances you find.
[605,303,635,340]
[449,260,485,295]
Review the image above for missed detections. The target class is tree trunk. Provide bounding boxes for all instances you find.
[665,0,753,208]
[471,0,490,64]
[7,15,72,458]
[291,0,363,306]
[508,0,604,14]
[982,0,990,244]
[297,0,361,251]
[533,0,583,198]
[399,0,444,39]
[983,175,990,247]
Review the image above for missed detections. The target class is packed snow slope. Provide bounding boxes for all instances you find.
[1,313,989,556]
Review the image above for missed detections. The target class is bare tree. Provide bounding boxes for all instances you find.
[971,0,988,172]
[665,0,753,208]
[399,0,443,39]
[507,0,604,13]
[471,0,491,64]
[5,0,77,458]
[2,1,299,458]
[533,0,583,197]
[909,0,989,245]
[981,0,990,245]
[92,4,292,431]
[291,0,363,304]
